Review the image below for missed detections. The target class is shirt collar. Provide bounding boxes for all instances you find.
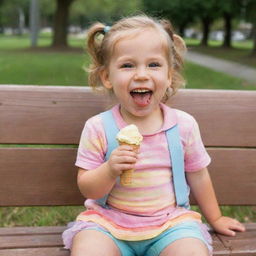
[111,103,177,135]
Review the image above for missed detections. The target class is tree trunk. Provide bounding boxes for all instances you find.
[251,21,256,57]
[52,0,74,48]
[222,12,232,48]
[200,17,211,47]
[179,23,186,38]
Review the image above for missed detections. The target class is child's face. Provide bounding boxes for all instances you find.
[100,28,172,120]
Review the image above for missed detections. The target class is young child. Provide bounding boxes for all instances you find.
[63,15,245,256]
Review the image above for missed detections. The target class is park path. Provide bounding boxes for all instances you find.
[185,51,255,83]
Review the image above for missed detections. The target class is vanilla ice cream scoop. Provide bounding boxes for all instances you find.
[116,124,143,146]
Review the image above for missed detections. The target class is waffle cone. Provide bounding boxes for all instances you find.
[118,142,140,186]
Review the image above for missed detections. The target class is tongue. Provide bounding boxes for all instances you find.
[132,92,151,107]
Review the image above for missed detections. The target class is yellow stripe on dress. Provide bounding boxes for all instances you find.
[77,211,202,241]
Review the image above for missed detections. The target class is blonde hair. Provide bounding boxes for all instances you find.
[86,15,186,98]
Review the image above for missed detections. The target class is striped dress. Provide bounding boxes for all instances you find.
[62,103,211,247]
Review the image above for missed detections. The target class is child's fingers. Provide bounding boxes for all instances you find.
[119,155,137,164]
[114,147,138,158]
[117,163,135,171]
[229,220,246,232]
[219,220,246,236]
[118,144,139,153]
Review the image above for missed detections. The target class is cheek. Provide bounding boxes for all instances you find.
[111,73,131,88]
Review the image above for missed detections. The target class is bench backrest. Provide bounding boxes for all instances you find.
[0,85,255,206]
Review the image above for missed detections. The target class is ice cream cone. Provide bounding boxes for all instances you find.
[116,124,143,186]
[118,142,140,186]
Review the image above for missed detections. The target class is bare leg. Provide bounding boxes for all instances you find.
[160,238,210,256]
[71,229,121,256]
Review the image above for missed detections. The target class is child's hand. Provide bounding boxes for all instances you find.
[106,145,138,179]
[211,216,246,236]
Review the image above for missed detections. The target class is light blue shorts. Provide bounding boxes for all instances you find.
[87,221,212,256]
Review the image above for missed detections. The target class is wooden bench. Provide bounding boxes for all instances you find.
[0,85,255,256]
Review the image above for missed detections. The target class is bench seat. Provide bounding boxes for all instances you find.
[0,224,255,256]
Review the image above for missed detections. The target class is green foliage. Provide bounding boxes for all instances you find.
[70,0,143,26]
[143,0,197,33]
[0,0,29,28]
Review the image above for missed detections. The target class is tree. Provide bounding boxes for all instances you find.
[70,0,142,27]
[244,0,256,56]
[0,0,30,35]
[0,0,4,32]
[193,0,221,46]
[220,0,243,48]
[52,0,75,48]
[143,0,197,36]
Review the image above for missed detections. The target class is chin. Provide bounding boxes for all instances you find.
[130,106,155,117]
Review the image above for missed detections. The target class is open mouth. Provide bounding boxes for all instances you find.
[130,89,153,106]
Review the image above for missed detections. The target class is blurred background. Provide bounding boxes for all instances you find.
[0,0,255,227]
[0,0,255,88]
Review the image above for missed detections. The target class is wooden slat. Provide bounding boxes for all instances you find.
[211,233,231,256]
[0,227,66,255]
[0,148,84,206]
[206,148,256,205]
[216,223,256,255]
[0,226,66,236]
[0,147,255,206]
[0,234,62,249]
[0,85,111,145]
[169,89,256,147]
[0,248,69,256]
[1,86,256,147]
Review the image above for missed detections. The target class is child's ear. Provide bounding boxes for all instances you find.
[100,68,112,89]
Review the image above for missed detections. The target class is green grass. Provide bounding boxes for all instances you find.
[185,38,256,68]
[0,50,88,86]
[0,49,255,89]
[184,62,256,90]
[0,34,88,86]
[0,206,84,227]
[185,38,253,49]
[0,33,85,49]
[192,206,256,223]
[0,35,255,227]
[0,35,255,88]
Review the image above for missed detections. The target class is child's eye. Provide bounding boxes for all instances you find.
[120,63,133,68]
[149,62,161,67]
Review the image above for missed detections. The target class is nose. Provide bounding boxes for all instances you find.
[134,66,148,80]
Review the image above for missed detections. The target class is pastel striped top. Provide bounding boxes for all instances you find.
[75,103,211,241]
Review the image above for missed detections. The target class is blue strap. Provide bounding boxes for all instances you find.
[166,125,189,208]
[100,110,119,161]
[96,111,119,207]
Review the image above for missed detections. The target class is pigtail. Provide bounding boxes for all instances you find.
[86,22,106,89]
[160,19,187,96]
[172,34,187,72]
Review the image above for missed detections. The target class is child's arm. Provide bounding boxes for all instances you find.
[186,168,246,236]
[77,144,137,199]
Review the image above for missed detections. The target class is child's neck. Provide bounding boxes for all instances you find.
[120,106,164,134]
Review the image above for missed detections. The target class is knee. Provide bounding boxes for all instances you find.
[70,229,121,256]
